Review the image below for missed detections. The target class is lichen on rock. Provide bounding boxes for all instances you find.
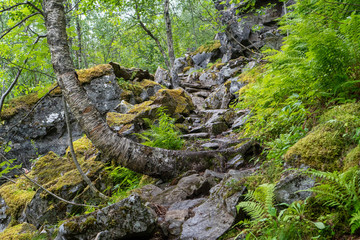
[0,223,36,240]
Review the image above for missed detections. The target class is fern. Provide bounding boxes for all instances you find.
[308,167,360,233]
[135,107,184,150]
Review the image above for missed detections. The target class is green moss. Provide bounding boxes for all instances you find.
[284,125,344,171]
[183,66,191,73]
[1,93,40,120]
[192,40,221,55]
[128,100,155,115]
[343,145,360,170]
[0,223,36,240]
[0,181,36,221]
[106,112,136,127]
[153,88,195,115]
[79,215,96,231]
[76,64,113,84]
[65,136,98,160]
[138,79,160,88]
[284,103,360,172]
[29,151,74,185]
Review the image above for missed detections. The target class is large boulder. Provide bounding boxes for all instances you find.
[55,195,156,240]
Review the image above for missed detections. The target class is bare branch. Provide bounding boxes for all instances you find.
[0,12,40,40]
[0,2,44,15]
[0,35,43,117]
[0,2,28,13]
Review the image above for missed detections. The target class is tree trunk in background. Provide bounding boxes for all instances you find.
[43,0,249,180]
[135,4,171,70]
[75,4,83,69]
[164,0,179,88]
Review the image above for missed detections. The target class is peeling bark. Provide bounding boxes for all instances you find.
[43,0,255,180]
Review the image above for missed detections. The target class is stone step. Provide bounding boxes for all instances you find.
[181,132,209,139]
[180,82,212,90]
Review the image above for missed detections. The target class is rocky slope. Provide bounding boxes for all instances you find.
[0,1,313,239]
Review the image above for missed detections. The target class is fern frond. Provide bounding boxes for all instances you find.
[237,201,266,221]
[350,210,360,234]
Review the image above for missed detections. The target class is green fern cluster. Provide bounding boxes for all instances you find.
[136,107,184,150]
[309,167,360,233]
[236,183,327,239]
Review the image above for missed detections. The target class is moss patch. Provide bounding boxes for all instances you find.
[77,64,113,85]
[0,181,36,222]
[343,145,360,170]
[1,93,40,120]
[284,125,344,171]
[192,40,221,55]
[29,151,74,185]
[106,112,137,127]
[284,103,360,172]
[128,100,156,116]
[138,79,160,88]
[153,88,195,116]
[183,66,192,73]
[0,223,36,240]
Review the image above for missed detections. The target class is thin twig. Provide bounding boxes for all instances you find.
[0,12,40,40]
[0,57,56,79]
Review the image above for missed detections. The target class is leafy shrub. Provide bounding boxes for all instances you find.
[136,107,184,150]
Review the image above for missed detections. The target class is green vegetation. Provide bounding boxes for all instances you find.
[136,107,184,150]
[236,184,327,239]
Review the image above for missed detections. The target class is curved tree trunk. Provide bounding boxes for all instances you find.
[43,0,255,180]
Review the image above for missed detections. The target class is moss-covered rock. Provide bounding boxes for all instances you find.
[0,181,36,224]
[343,145,360,170]
[284,103,360,172]
[153,88,195,116]
[76,64,113,85]
[0,223,36,240]
[192,40,221,55]
[0,93,40,120]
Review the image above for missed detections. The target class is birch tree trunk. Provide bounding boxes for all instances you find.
[43,0,253,180]
[164,0,179,88]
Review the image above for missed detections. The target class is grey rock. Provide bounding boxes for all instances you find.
[154,67,171,88]
[153,174,211,206]
[115,100,133,114]
[201,142,220,149]
[55,195,156,240]
[199,72,218,86]
[232,112,250,129]
[173,57,188,74]
[162,198,206,237]
[182,133,209,139]
[227,154,245,169]
[83,74,123,115]
[205,84,233,109]
[179,169,250,240]
[191,52,213,69]
[275,173,315,204]
[134,184,163,203]
[0,197,10,232]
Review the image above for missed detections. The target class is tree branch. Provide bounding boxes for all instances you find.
[0,35,42,117]
[0,2,44,15]
[0,12,40,40]
[0,57,55,79]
